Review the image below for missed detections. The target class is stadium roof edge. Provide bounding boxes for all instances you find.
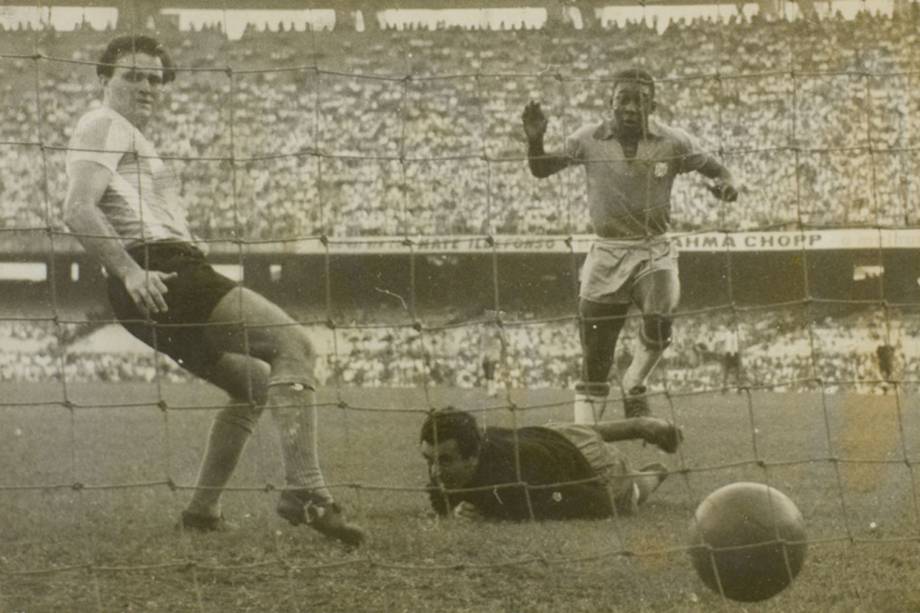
[0,0,801,9]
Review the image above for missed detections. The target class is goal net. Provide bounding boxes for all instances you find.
[1,2,918,610]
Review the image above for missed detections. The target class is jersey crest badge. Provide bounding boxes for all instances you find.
[654,162,668,178]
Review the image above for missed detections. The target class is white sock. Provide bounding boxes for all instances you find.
[269,383,332,501]
[574,393,607,424]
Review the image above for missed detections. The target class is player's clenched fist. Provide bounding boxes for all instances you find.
[522,101,548,140]
[452,501,483,521]
[124,269,177,314]
[705,178,740,203]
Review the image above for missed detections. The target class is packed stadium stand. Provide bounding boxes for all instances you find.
[1,7,918,239]
[1,9,917,391]
[2,305,916,396]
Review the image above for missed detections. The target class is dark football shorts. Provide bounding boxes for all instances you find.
[482,357,497,380]
[106,242,238,378]
[724,352,741,370]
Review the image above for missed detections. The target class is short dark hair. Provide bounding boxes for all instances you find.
[97,35,176,84]
[420,407,481,459]
[612,67,655,99]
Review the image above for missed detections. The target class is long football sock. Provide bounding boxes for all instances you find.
[187,412,251,518]
[623,340,664,391]
[574,381,610,424]
[574,393,608,424]
[270,383,332,502]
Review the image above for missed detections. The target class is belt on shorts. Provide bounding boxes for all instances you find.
[126,241,205,261]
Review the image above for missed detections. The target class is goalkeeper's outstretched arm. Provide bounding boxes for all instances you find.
[522,100,571,178]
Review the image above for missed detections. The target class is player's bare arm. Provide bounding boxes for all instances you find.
[64,160,176,314]
[697,157,739,202]
[522,100,571,178]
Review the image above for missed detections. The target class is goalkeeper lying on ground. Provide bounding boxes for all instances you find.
[420,408,682,521]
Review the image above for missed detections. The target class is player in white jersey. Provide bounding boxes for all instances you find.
[478,310,508,397]
[721,328,743,392]
[522,68,739,423]
[63,35,364,547]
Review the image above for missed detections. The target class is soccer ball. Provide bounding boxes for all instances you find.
[687,482,807,602]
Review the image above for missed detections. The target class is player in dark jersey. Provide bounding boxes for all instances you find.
[63,35,363,546]
[876,342,895,387]
[419,408,682,521]
[522,68,739,422]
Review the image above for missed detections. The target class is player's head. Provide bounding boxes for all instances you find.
[97,35,175,128]
[609,67,656,133]
[419,407,481,489]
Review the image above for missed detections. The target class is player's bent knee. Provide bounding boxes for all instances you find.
[215,401,264,434]
[266,327,319,387]
[640,315,672,350]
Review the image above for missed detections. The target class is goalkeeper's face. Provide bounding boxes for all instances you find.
[420,439,479,490]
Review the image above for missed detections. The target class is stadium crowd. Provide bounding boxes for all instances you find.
[1,6,919,239]
[2,307,916,396]
[1,11,918,395]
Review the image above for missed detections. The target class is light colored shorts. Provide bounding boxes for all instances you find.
[579,237,678,304]
[544,421,636,512]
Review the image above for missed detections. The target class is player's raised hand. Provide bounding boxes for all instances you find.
[522,100,549,141]
[124,269,178,314]
[705,178,739,202]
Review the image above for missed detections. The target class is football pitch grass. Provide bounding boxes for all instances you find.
[1,382,919,612]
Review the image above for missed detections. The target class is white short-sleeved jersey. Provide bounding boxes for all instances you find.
[480,326,505,362]
[565,118,715,239]
[724,330,740,353]
[66,106,192,248]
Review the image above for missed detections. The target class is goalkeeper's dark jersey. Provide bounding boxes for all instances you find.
[428,426,613,521]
